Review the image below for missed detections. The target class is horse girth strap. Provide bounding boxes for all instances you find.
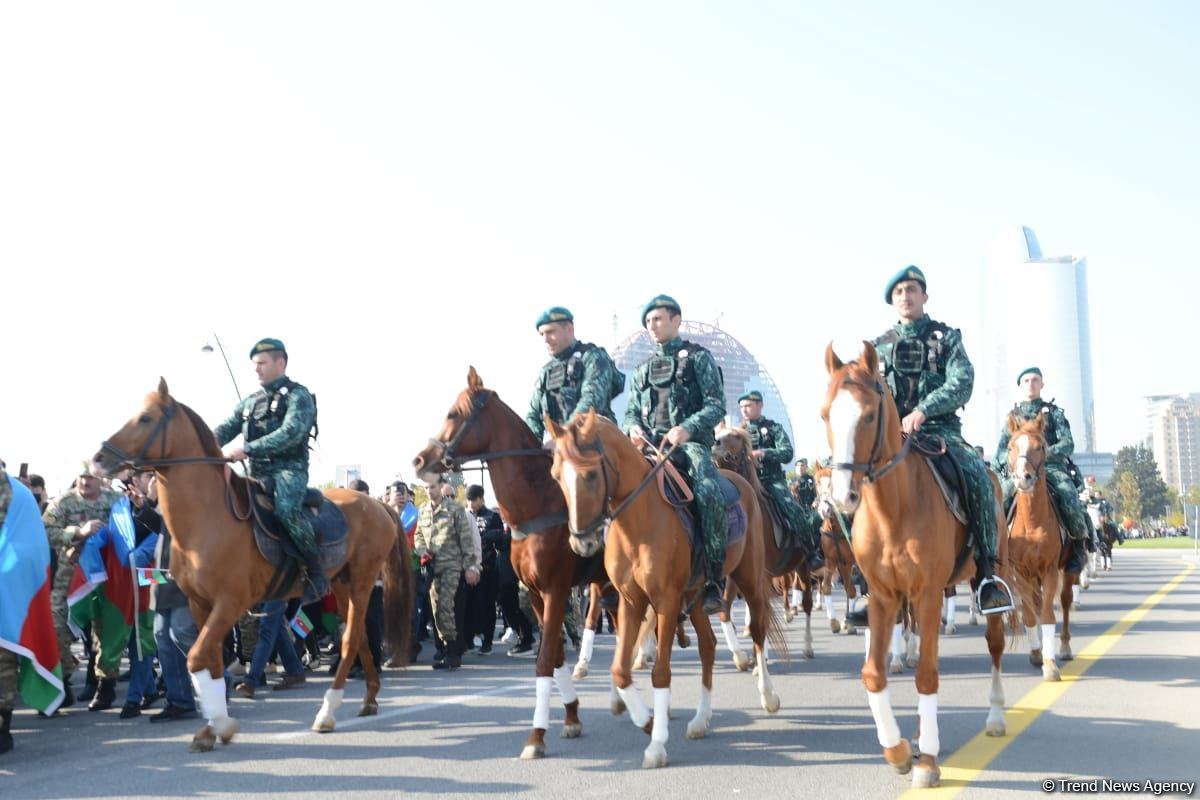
[510,510,569,541]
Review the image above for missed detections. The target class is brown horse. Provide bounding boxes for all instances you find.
[713,422,815,660]
[1004,413,1073,678]
[813,465,861,635]
[411,368,608,760]
[821,343,1011,789]
[547,410,783,769]
[92,380,413,751]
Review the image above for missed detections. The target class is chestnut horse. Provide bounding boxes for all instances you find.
[547,410,784,769]
[1005,413,1075,678]
[821,343,1011,789]
[93,380,413,751]
[814,465,861,635]
[412,368,608,760]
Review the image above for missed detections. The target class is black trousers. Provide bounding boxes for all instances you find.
[497,580,534,645]
[468,567,499,646]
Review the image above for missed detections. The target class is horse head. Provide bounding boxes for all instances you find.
[820,340,897,514]
[813,465,837,521]
[1006,412,1048,493]
[712,422,756,477]
[93,378,217,476]
[412,366,518,483]
[546,408,612,558]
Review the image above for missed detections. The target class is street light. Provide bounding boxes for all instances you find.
[201,332,242,402]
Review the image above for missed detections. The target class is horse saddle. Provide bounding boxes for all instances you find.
[653,456,747,555]
[247,478,350,600]
[921,450,970,527]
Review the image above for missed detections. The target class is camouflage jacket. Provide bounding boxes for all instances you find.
[414,498,480,573]
[792,473,817,508]
[42,486,122,551]
[743,416,793,484]
[526,341,622,439]
[623,337,726,447]
[213,375,316,475]
[992,398,1075,474]
[874,315,973,434]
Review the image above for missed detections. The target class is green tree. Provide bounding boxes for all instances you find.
[1114,471,1141,521]
[1106,444,1169,519]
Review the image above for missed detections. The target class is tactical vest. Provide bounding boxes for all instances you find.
[878,320,952,418]
[1015,399,1063,449]
[643,340,711,434]
[241,378,316,463]
[540,342,624,425]
[747,420,784,479]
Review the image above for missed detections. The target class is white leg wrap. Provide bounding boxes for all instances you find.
[553,665,578,706]
[824,594,835,621]
[651,688,670,744]
[579,628,596,663]
[688,685,712,734]
[617,683,650,728]
[891,623,905,658]
[791,589,802,607]
[863,627,872,663]
[742,602,752,628]
[190,669,228,724]
[867,687,902,749]
[945,597,957,621]
[533,676,552,730]
[640,634,656,660]
[315,687,344,727]
[1026,625,1040,650]
[917,692,940,757]
[720,620,740,653]
[1041,623,1057,662]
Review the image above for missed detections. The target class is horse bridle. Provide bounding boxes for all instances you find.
[830,377,913,483]
[1009,443,1046,486]
[427,389,547,472]
[99,400,231,470]
[560,436,673,538]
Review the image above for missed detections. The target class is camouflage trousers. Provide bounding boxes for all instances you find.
[518,583,581,642]
[762,476,821,553]
[429,564,464,645]
[266,468,316,560]
[1002,466,1092,542]
[0,648,16,710]
[675,442,727,576]
[49,558,79,676]
[934,427,1000,565]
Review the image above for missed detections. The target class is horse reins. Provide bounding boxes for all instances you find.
[563,437,676,537]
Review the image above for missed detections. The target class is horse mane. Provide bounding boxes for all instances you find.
[179,401,225,458]
[560,415,612,465]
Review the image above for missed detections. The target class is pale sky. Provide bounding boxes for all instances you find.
[2,2,1198,494]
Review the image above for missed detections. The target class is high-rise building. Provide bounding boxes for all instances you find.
[1146,394,1200,494]
[610,320,794,445]
[973,227,1097,458]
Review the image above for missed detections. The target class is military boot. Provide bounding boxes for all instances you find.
[88,679,117,711]
[806,545,825,573]
[701,575,727,616]
[77,658,97,703]
[0,709,13,755]
[433,641,462,671]
[975,560,1015,616]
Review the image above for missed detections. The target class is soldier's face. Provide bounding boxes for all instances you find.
[1020,373,1044,401]
[645,310,681,343]
[253,353,286,385]
[890,280,927,321]
[539,322,575,356]
[77,474,100,500]
[740,400,763,421]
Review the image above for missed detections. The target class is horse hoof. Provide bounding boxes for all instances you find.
[357,703,378,717]
[520,743,546,760]
[213,717,238,745]
[642,742,669,769]
[1029,650,1043,668]
[885,739,913,775]
[943,623,956,636]
[189,726,216,753]
[611,700,626,716]
[677,632,691,648]
[969,615,979,626]
[312,717,336,733]
[912,765,941,788]
[889,658,904,675]
[633,654,650,671]
[785,609,795,623]
[761,693,781,714]
[560,723,582,739]
[985,719,1007,737]
[1074,602,1082,611]
[845,624,857,636]
[803,647,814,660]
[1057,647,1073,662]
[1043,664,1062,682]
[686,722,708,739]
[733,651,751,672]
[830,619,841,634]
[573,662,589,680]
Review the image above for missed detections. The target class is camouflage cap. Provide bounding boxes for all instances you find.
[884,265,927,304]
[249,338,287,359]
[738,390,764,403]
[78,460,96,478]
[1016,366,1042,386]
[641,294,682,326]
[535,306,574,330]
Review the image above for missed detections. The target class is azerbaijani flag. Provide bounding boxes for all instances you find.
[0,475,64,714]
[136,568,170,586]
[66,497,155,670]
[290,609,314,638]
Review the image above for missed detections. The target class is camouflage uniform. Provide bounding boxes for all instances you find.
[874,315,1001,568]
[526,340,623,439]
[42,485,121,675]
[745,417,821,555]
[792,471,817,510]
[624,336,728,578]
[414,498,480,652]
[993,398,1092,544]
[213,375,320,589]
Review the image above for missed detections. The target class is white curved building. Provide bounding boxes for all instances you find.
[972,227,1096,457]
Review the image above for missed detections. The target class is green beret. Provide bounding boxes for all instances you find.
[641,294,682,325]
[249,338,287,359]
[1016,366,1042,385]
[738,390,764,403]
[884,265,927,303]
[535,306,574,330]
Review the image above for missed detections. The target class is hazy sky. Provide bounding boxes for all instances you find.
[2,2,1197,493]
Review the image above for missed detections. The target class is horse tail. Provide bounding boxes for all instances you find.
[381,504,415,666]
[764,589,790,665]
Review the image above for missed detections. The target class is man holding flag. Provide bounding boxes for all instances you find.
[1,462,66,754]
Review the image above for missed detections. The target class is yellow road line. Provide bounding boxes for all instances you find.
[898,563,1196,799]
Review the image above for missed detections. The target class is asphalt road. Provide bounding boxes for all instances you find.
[3,549,1197,800]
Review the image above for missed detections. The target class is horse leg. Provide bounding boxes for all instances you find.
[1025,584,1043,668]
[968,587,981,626]
[315,579,370,732]
[745,581,780,714]
[910,589,945,788]
[612,592,653,737]
[718,613,750,672]
[686,607,718,739]
[1038,565,1061,682]
[1057,570,1073,664]
[185,601,240,752]
[522,585,575,759]
[633,610,656,670]
[643,601,683,769]
[863,592,910,775]
[574,583,602,680]
[984,601,1008,736]
[943,592,957,636]
[346,574,382,718]
[841,562,857,634]
[801,579,814,660]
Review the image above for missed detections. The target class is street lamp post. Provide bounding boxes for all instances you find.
[202,332,242,403]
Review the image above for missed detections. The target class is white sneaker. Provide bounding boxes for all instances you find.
[473,636,483,648]
[499,628,516,644]
[228,662,247,676]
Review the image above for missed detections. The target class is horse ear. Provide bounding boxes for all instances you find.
[861,341,879,377]
[1034,411,1048,434]
[545,414,565,440]
[467,367,484,392]
[824,343,843,375]
[157,377,170,401]
[580,406,598,436]
[1007,413,1021,435]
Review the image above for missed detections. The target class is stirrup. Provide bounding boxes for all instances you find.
[975,574,1014,615]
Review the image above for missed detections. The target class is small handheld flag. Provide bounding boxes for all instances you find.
[136,568,171,587]
[290,610,314,638]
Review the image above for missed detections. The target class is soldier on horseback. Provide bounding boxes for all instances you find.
[738,390,824,571]
[873,267,1013,614]
[213,338,326,598]
[624,294,728,615]
[993,367,1092,574]
[525,306,624,440]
